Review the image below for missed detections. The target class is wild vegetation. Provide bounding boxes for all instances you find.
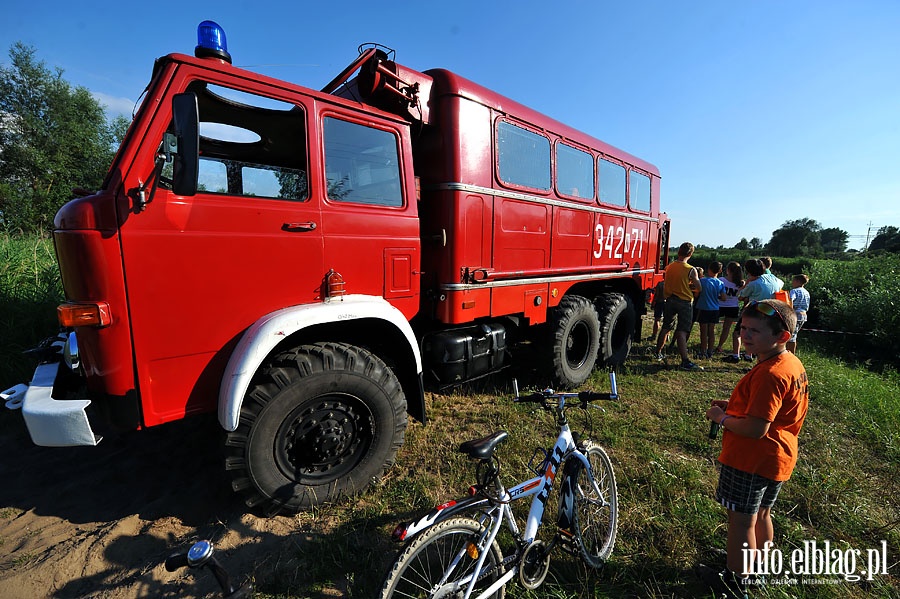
[0,233,61,387]
[1,234,897,597]
[0,43,128,233]
[688,250,900,365]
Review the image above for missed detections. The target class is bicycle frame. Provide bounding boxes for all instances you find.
[394,396,606,599]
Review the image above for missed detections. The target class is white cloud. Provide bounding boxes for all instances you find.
[91,91,139,118]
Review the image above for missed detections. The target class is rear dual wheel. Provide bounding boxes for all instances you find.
[549,294,636,388]
[596,293,636,367]
[549,295,601,388]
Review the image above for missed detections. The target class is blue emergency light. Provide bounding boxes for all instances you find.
[195,20,232,63]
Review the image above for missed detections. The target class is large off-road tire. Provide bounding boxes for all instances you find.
[549,295,601,388]
[225,342,407,513]
[596,293,636,366]
[380,516,506,599]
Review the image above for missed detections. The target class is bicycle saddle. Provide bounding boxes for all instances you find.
[458,431,509,460]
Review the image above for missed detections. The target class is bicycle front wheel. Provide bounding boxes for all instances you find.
[380,516,506,599]
[572,442,618,568]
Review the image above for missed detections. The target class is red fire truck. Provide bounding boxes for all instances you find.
[3,22,669,512]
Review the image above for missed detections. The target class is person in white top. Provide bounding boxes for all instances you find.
[787,274,811,353]
[716,261,744,360]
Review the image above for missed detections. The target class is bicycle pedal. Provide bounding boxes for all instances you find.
[555,530,579,553]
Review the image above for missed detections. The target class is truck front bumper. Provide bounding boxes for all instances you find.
[2,340,101,447]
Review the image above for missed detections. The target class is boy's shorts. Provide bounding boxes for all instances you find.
[697,309,720,324]
[653,302,665,320]
[662,297,693,333]
[716,464,783,514]
[790,319,806,343]
[719,306,739,320]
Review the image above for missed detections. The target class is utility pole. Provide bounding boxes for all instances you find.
[864,221,874,251]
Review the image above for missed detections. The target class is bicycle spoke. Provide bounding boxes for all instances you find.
[380,517,506,599]
[572,444,618,568]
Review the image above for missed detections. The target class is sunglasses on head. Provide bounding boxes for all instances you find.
[746,300,789,332]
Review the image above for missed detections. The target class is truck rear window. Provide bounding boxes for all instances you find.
[599,158,626,207]
[630,170,651,212]
[497,121,551,191]
[556,142,594,200]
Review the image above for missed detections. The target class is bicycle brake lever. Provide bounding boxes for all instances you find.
[164,551,189,572]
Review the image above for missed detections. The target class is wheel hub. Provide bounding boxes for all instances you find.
[430,585,463,599]
[276,397,373,482]
[566,321,590,368]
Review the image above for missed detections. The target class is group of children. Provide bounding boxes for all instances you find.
[650,244,813,598]
[651,254,811,365]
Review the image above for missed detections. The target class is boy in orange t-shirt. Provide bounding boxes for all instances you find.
[700,299,809,597]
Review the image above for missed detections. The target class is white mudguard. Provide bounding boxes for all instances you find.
[218,294,422,432]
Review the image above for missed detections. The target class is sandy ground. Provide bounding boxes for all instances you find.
[0,409,337,599]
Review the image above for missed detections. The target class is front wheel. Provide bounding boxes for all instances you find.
[380,516,506,599]
[225,342,407,513]
[572,442,618,568]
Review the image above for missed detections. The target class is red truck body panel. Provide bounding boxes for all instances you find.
[406,68,663,326]
[51,47,665,430]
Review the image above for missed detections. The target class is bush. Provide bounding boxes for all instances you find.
[807,254,900,361]
[678,249,897,364]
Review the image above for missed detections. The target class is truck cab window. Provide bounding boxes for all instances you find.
[323,117,403,207]
[164,82,309,201]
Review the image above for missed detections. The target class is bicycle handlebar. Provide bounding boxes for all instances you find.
[165,540,254,598]
[577,391,618,402]
[512,371,619,406]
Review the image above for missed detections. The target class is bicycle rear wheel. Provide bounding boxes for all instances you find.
[572,442,618,568]
[380,516,506,599]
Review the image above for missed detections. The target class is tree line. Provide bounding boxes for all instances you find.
[720,218,900,259]
[0,43,129,233]
[709,218,899,259]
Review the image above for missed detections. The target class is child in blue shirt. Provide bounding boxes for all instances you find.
[697,261,727,358]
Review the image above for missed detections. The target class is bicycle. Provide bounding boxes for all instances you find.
[165,540,254,598]
[379,372,620,598]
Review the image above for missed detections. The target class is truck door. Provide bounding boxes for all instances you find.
[118,76,323,425]
[317,111,420,318]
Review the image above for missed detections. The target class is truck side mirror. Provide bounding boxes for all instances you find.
[172,92,199,196]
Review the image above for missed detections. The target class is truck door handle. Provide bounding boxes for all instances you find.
[282,222,317,232]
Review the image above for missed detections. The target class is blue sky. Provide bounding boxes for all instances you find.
[3,1,898,250]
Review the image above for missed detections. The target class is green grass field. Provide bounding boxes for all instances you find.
[275,338,897,598]
[1,234,897,597]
